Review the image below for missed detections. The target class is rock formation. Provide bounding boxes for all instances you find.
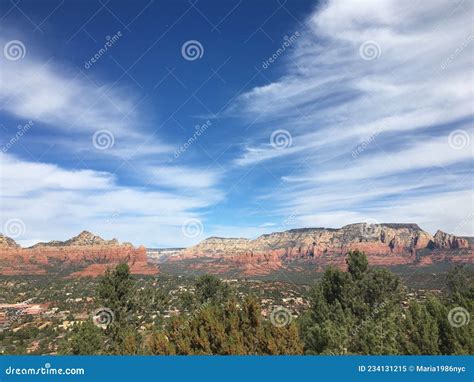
[30,230,121,248]
[0,232,157,277]
[0,234,19,248]
[170,223,473,275]
[1,223,472,278]
[432,230,470,249]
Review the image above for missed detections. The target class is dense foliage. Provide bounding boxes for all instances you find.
[301,251,473,355]
[48,252,474,355]
[61,266,302,355]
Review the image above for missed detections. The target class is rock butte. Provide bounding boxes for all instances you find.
[1,224,472,278]
[169,223,473,276]
[0,231,157,277]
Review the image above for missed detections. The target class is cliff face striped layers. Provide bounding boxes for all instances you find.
[0,231,158,277]
[169,224,473,276]
[1,224,472,278]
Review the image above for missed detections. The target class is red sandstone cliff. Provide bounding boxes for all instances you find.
[2,224,472,278]
[0,231,158,277]
[170,223,473,275]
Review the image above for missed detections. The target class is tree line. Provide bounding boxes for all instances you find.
[60,251,473,355]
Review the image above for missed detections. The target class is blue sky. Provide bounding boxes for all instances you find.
[0,0,473,247]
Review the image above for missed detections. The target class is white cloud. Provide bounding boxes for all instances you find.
[0,40,171,158]
[0,34,227,247]
[231,0,474,235]
[234,0,473,159]
[1,52,131,134]
[294,190,474,237]
[0,153,223,247]
[282,132,473,183]
[0,152,114,196]
[146,166,222,190]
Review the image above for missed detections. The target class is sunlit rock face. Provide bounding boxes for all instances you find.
[0,232,157,277]
[171,224,473,275]
[1,224,472,278]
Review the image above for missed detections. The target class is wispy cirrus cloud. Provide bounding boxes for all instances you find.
[232,0,474,235]
[146,165,222,190]
[0,41,172,158]
[0,152,223,247]
[0,36,224,246]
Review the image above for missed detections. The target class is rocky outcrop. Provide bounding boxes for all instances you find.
[0,232,157,277]
[30,230,121,248]
[0,234,19,248]
[171,224,473,275]
[432,230,470,249]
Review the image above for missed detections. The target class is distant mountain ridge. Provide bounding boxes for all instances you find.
[168,223,473,276]
[0,231,156,278]
[29,230,133,248]
[182,223,470,256]
[1,223,472,279]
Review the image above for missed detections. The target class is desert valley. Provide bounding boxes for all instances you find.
[1,222,472,355]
